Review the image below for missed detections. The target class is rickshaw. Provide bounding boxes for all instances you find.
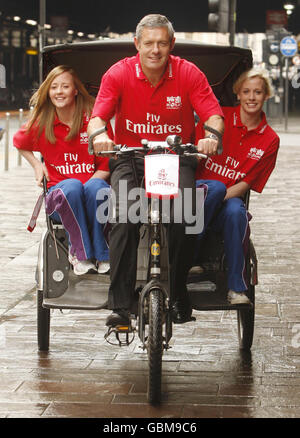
[36,39,256,405]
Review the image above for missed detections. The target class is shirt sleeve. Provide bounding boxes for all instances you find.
[188,65,224,122]
[243,136,279,193]
[94,156,110,172]
[91,64,122,122]
[13,124,40,152]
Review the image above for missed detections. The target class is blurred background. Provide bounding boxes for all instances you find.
[0,0,299,118]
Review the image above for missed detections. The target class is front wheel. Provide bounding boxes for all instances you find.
[147,289,164,405]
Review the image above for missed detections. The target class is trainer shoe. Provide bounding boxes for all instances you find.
[105,309,130,327]
[188,265,204,275]
[227,290,250,305]
[171,300,195,324]
[68,252,96,276]
[97,261,110,274]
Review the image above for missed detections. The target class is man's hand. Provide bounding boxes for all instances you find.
[92,131,115,156]
[87,117,115,156]
[197,137,218,156]
[197,114,224,157]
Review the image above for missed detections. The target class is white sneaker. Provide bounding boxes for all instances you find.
[189,265,204,275]
[227,290,250,305]
[68,252,96,275]
[97,261,110,274]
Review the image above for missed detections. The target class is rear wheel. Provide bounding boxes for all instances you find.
[37,289,50,352]
[147,289,164,405]
[237,284,255,350]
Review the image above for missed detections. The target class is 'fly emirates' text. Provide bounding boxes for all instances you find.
[51,153,95,175]
[126,113,182,135]
[205,156,246,181]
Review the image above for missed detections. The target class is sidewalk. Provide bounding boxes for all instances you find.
[0,118,299,418]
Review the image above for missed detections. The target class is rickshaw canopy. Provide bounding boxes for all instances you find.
[42,39,253,106]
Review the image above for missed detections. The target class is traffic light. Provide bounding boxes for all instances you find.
[208,0,230,33]
[262,39,281,67]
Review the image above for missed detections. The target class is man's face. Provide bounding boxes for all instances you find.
[134,27,175,76]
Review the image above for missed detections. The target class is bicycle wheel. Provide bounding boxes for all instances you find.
[147,288,164,405]
[37,289,50,352]
[237,284,255,350]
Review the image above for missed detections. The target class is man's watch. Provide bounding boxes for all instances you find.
[203,124,223,155]
[205,133,218,142]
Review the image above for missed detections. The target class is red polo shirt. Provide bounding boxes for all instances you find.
[196,106,280,193]
[13,115,109,188]
[92,53,223,146]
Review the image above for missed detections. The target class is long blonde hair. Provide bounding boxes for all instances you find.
[27,65,94,143]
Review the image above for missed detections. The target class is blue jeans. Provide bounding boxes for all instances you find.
[196,178,251,292]
[45,178,110,262]
[210,197,251,292]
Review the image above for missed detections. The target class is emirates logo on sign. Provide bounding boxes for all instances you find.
[158,168,167,180]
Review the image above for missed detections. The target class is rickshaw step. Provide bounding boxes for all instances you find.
[42,279,109,310]
[187,282,253,311]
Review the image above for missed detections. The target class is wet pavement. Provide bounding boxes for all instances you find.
[0,114,300,420]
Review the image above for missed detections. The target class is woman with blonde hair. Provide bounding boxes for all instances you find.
[14,65,110,275]
[195,68,279,304]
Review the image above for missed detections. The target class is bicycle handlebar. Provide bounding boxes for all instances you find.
[88,126,223,157]
[88,127,107,155]
[89,133,208,159]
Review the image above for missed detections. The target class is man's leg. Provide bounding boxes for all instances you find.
[169,156,197,323]
[106,157,144,325]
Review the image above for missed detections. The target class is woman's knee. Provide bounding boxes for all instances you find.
[84,178,110,199]
[222,198,247,225]
[197,179,226,202]
[60,179,84,197]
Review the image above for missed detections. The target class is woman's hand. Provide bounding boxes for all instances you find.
[33,161,49,187]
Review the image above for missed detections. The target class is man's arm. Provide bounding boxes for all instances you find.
[204,115,224,136]
[197,115,224,156]
[87,116,115,155]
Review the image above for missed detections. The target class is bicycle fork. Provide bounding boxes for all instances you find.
[138,197,172,350]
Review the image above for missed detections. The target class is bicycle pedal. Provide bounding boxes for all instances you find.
[104,323,136,347]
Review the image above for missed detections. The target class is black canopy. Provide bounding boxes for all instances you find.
[43,39,252,106]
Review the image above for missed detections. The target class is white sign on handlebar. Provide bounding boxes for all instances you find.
[145,154,179,198]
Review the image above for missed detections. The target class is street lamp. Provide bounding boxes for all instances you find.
[283,1,295,15]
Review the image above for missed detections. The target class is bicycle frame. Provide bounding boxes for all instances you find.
[137,196,172,350]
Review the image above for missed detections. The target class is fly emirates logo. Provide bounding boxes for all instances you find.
[126,113,182,135]
[205,156,246,181]
[51,153,95,175]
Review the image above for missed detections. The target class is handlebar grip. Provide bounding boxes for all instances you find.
[88,127,107,155]
[203,124,223,155]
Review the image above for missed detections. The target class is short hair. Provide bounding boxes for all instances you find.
[233,68,274,99]
[136,14,175,42]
